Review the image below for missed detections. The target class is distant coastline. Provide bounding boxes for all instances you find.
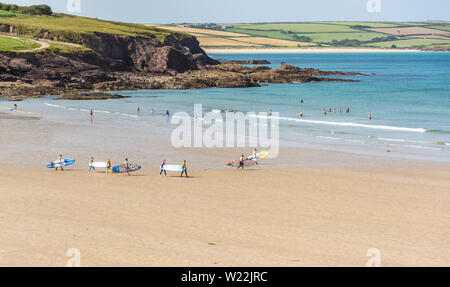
[204,47,426,54]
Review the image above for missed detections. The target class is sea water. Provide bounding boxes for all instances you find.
[1,52,450,163]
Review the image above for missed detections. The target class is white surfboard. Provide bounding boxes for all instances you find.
[162,165,185,172]
[91,162,108,168]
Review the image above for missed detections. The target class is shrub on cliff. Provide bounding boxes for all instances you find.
[0,2,52,15]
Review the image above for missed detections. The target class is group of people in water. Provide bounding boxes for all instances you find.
[266,99,373,120]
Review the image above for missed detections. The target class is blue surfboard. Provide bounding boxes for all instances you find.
[46,159,75,168]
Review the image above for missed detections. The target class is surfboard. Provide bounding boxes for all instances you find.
[112,164,141,173]
[227,159,257,167]
[248,151,270,161]
[46,159,75,168]
[91,162,108,168]
[162,165,185,172]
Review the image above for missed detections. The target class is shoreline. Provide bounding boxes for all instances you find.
[204,47,427,54]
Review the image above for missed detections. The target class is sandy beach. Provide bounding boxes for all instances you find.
[0,165,449,267]
[204,48,424,54]
[0,110,449,267]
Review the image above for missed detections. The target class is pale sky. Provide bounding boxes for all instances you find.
[3,0,450,23]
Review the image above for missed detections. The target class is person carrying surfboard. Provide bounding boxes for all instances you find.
[124,158,131,176]
[106,159,112,174]
[160,160,167,176]
[89,156,95,172]
[238,155,245,170]
[181,160,188,177]
[56,154,64,171]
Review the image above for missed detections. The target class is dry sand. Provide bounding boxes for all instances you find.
[0,164,449,267]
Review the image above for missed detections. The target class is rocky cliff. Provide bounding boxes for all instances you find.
[0,24,367,99]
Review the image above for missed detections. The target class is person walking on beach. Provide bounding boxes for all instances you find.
[56,154,64,171]
[269,109,273,117]
[90,109,94,123]
[106,159,112,175]
[13,104,17,111]
[238,155,245,170]
[252,148,259,165]
[166,110,170,120]
[151,109,155,116]
[137,106,140,113]
[181,160,188,178]
[160,160,167,176]
[124,158,130,176]
[89,156,95,172]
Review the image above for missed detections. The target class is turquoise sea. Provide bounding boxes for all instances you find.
[2,52,450,162]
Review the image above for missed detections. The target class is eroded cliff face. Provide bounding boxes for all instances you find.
[0,23,218,74]
[78,32,218,73]
[0,24,367,99]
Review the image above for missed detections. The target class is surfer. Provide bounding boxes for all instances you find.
[323,109,327,116]
[106,159,112,174]
[181,160,188,178]
[369,113,372,120]
[252,148,259,165]
[300,99,304,104]
[56,154,64,171]
[238,155,245,170]
[124,158,130,176]
[339,108,342,113]
[299,111,303,118]
[89,156,95,172]
[160,160,167,176]
[346,107,350,113]
[137,106,140,113]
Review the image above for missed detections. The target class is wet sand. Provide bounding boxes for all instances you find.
[0,109,449,266]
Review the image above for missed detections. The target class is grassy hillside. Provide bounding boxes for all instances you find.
[0,3,187,53]
[165,21,450,50]
[0,35,40,51]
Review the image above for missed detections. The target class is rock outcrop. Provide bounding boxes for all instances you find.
[0,26,368,99]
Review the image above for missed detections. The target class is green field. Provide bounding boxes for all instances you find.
[428,25,450,32]
[0,35,40,51]
[0,9,16,17]
[319,22,402,28]
[218,21,450,49]
[299,32,386,42]
[234,23,357,33]
[368,38,450,48]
